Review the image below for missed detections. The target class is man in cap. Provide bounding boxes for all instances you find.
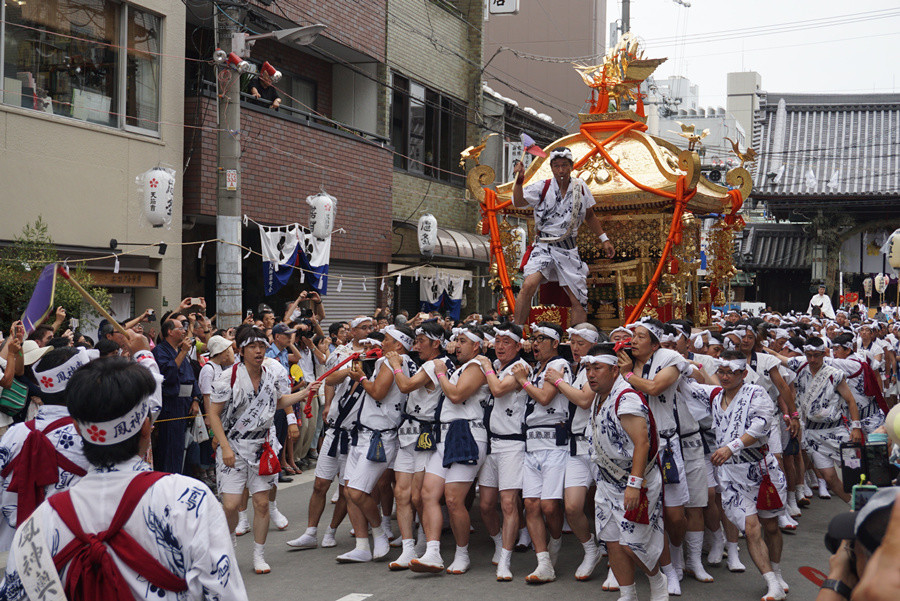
[511,147,615,326]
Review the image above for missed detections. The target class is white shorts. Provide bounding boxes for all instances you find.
[425,441,487,483]
[523,449,568,500]
[344,435,398,494]
[681,436,708,508]
[564,454,596,489]
[315,430,349,481]
[661,435,689,507]
[216,447,277,496]
[480,450,525,491]
[394,443,431,475]
[810,449,838,470]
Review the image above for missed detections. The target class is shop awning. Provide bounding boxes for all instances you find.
[394,221,491,263]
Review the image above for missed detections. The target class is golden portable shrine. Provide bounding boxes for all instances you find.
[466,34,751,329]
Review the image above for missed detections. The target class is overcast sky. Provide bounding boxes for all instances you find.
[611,0,900,108]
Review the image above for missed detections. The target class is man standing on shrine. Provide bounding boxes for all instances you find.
[512,148,615,325]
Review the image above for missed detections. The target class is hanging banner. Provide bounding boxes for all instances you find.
[21,263,58,334]
[258,223,332,296]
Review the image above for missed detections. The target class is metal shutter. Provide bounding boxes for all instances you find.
[321,260,378,326]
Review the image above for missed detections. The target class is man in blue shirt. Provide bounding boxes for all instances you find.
[152,316,200,474]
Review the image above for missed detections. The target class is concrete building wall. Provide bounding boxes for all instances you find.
[0,0,187,311]
[483,0,606,128]
[727,71,762,145]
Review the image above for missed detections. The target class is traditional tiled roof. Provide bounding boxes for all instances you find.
[734,222,813,271]
[751,92,900,200]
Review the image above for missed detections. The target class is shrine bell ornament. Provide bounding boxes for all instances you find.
[306,192,336,240]
[137,167,175,228]
[418,214,438,259]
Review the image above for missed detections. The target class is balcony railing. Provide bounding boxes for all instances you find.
[194,79,390,147]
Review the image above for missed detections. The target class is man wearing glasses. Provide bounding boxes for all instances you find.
[152,318,201,474]
[511,147,615,326]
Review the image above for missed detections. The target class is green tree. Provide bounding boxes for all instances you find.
[0,217,111,332]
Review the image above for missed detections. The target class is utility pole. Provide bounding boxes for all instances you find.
[622,0,630,33]
[215,5,244,329]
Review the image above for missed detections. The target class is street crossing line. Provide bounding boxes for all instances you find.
[334,594,372,601]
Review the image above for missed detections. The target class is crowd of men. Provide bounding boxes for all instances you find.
[0,293,899,601]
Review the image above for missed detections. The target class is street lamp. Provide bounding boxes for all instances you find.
[231,24,327,56]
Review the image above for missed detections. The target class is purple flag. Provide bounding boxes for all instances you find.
[520,132,547,158]
[21,263,57,334]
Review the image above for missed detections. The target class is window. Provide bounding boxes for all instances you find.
[1,0,162,134]
[242,64,318,114]
[390,72,466,184]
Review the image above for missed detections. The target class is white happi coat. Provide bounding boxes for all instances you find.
[398,357,448,449]
[787,357,851,463]
[0,457,247,601]
[484,357,530,453]
[524,358,571,452]
[355,355,417,448]
[590,376,664,567]
[211,358,290,468]
[707,382,786,530]
[522,176,597,307]
[436,359,489,443]
[568,367,592,456]
[0,405,90,552]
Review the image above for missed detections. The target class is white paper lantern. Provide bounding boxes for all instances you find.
[137,167,175,228]
[418,214,438,258]
[890,232,900,271]
[512,226,527,266]
[306,192,336,240]
[875,273,887,294]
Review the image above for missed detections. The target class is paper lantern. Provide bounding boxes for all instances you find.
[863,277,873,297]
[306,192,336,240]
[137,167,175,228]
[890,231,900,271]
[418,214,438,258]
[511,226,527,266]
[875,273,887,294]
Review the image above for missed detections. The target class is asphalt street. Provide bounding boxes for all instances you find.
[239,472,841,601]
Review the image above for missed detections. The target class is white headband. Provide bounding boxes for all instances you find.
[452,327,482,344]
[566,327,599,344]
[359,338,382,347]
[383,326,413,351]
[484,333,496,344]
[240,336,268,348]
[33,349,100,395]
[783,341,800,353]
[660,333,677,344]
[773,328,789,340]
[415,327,442,342]
[75,396,150,446]
[581,354,618,366]
[610,326,631,338]
[351,317,373,328]
[530,323,560,341]
[549,147,574,162]
[628,318,663,343]
[803,341,827,353]
[716,358,747,372]
[493,327,522,343]
[836,340,854,349]
[690,331,708,349]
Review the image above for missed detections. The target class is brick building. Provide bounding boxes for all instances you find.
[181,0,393,322]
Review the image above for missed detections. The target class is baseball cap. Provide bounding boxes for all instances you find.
[206,335,232,357]
[272,323,296,336]
[826,487,900,554]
